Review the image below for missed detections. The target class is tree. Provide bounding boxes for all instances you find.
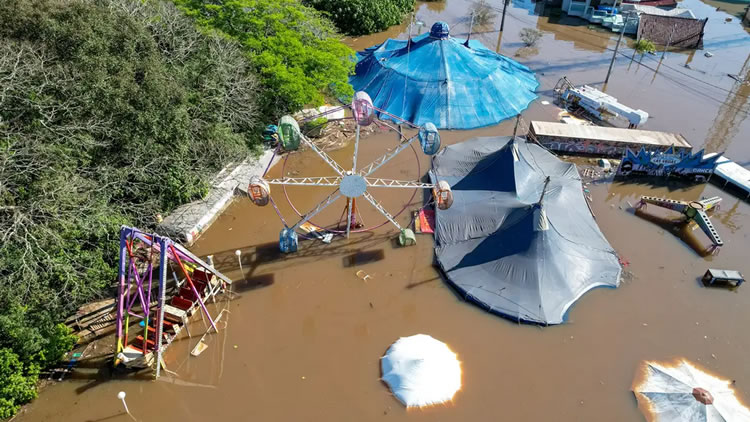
[520,28,543,47]
[175,0,355,119]
[470,0,498,26]
[0,348,39,419]
[304,0,415,36]
[0,0,261,416]
[633,38,656,63]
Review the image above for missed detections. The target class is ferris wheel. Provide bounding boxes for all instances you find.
[248,91,454,253]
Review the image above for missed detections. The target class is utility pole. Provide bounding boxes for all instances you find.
[660,23,677,60]
[605,13,632,84]
[465,11,475,47]
[500,0,510,32]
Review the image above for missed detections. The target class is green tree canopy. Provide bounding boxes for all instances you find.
[174,0,356,119]
[304,0,415,36]
[634,38,657,54]
[0,347,40,419]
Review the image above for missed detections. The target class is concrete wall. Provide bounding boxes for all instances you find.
[157,148,279,246]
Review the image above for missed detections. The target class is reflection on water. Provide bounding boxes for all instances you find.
[539,15,613,53]
[713,198,746,234]
[704,52,750,153]
[699,0,750,22]
[422,0,448,13]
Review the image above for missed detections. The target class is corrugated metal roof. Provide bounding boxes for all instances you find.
[530,121,692,148]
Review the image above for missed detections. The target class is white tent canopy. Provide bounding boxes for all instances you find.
[633,359,750,422]
[380,334,461,408]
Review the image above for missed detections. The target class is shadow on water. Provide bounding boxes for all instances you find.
[696,276,742,291]
[84,412,127,422]
[609,177,703,197]
[633,208,716,257]
[210,231,399,278]
[72,365,152,396]
[342,249,386,268]
[233,273,276,292]
[405,276,441,289]
[525,56,621,75]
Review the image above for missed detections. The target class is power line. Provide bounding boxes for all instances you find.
[639,52,746,96]
[454,4,749,113]
[510,14,748,108]
[498,7,748,96]
[612,50,749,114]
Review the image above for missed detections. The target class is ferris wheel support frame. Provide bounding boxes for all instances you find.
[248,91,453,253]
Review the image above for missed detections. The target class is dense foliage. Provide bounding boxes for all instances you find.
[0,0,260,416]
[0,348,38,419]
[174,0,356,118]
[303,0,415,36]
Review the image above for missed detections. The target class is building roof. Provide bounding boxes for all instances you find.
[530,121,692,149]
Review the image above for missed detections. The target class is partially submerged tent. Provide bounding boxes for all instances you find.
[430,136,621,325]
[633,359,750,421]
[350,22,539,130]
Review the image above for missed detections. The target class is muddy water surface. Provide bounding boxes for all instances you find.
[17,0,750,421]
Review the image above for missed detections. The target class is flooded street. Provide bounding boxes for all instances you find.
[16,0,750,421]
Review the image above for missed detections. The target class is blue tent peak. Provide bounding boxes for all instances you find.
[430,21,450,39]
[350,25,539,130]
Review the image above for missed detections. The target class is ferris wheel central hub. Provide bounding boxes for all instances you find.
[340,174,367,198]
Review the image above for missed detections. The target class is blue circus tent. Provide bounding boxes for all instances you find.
[349,22,539,130]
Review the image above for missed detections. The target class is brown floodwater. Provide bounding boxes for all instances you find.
[17,0,750,421]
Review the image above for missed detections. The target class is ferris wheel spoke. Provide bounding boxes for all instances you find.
[345,197,354,238]
[290,190,343,231]
[300,134,347,176]
[265,176,342,187]
[352,125,360,173]
[362,191,402,231]
[365,178,435,189]
[358,134,420,177]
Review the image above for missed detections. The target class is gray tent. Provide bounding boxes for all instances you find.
[430,136,621,325]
